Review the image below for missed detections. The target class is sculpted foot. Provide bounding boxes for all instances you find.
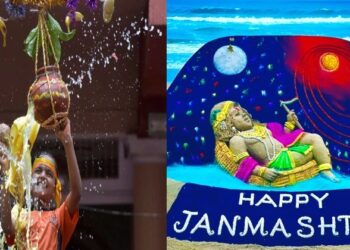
[321,170,340,183]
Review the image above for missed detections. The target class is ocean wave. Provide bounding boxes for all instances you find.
[343,37,350,41]
[183,8,350,16]
[168,38,197,43]
[190,8,261,14]
[167,43,203,54]
[194,27,225,31]
[168,16,350,25]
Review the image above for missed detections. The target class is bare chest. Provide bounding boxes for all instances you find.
[238,127,283,163]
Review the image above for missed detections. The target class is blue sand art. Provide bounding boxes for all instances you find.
[167,36,350,247]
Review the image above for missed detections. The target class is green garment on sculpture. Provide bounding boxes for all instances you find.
[268,144,312,171]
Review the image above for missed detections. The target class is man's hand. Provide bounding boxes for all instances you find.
[56,118,82,215]
[54,119,72,145]
[0,145,9,177]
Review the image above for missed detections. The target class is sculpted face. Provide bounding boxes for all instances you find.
[227,104,253,131]
[211,101,254,141]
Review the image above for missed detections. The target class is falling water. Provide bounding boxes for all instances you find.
[3,101,40,249]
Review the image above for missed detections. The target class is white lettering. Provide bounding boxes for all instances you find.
[338,215,350,236]
[310,193,329,209]
[174,210,198,233]
[218,215,241,236]
[296,194,309,208]
[297,216,314,238]
[239,192,255,206]
[278,193,293,207]
[318,216,339,236]
[190,213,215,236]
[240,217,268,236]
[255,194,277,208]
[270,218,292,238]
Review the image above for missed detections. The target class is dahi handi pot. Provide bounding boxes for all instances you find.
[28,66,70,130]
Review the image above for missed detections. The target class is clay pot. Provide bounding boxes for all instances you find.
[28,66,70,129]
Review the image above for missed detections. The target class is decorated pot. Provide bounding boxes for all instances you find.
[28,66,70,129]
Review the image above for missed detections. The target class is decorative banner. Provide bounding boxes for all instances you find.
[168,184,350,246]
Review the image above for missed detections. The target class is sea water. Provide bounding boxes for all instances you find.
[167,0,350,86]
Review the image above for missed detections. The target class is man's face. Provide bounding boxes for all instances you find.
[31,165,56,203]
[227,105,253,131]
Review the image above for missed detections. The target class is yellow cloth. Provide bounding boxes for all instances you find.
[6,107,40,206]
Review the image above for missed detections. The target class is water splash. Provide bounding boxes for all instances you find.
[62,16,162,89]
[4,101,40,249]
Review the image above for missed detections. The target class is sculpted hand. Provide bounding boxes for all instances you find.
[287,110,298,125]
[263,168,280,182]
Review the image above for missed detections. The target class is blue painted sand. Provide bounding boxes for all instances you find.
[167,164,350,192]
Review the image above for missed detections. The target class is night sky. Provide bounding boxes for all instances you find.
[167,36,350,174]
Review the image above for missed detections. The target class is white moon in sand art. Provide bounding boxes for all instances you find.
[213,45,247,75]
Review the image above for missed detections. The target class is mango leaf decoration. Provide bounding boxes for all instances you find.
[46,13,76,62]
[24,13,76,63]
[24,26,39,59]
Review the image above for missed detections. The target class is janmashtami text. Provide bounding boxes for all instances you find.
[173,192,350,238]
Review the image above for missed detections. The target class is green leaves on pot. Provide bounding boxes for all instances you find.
[46,13,76,62]
[24,13,76,63]
[24,26,39,59]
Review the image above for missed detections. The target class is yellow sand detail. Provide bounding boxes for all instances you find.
[215,141,319,187]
